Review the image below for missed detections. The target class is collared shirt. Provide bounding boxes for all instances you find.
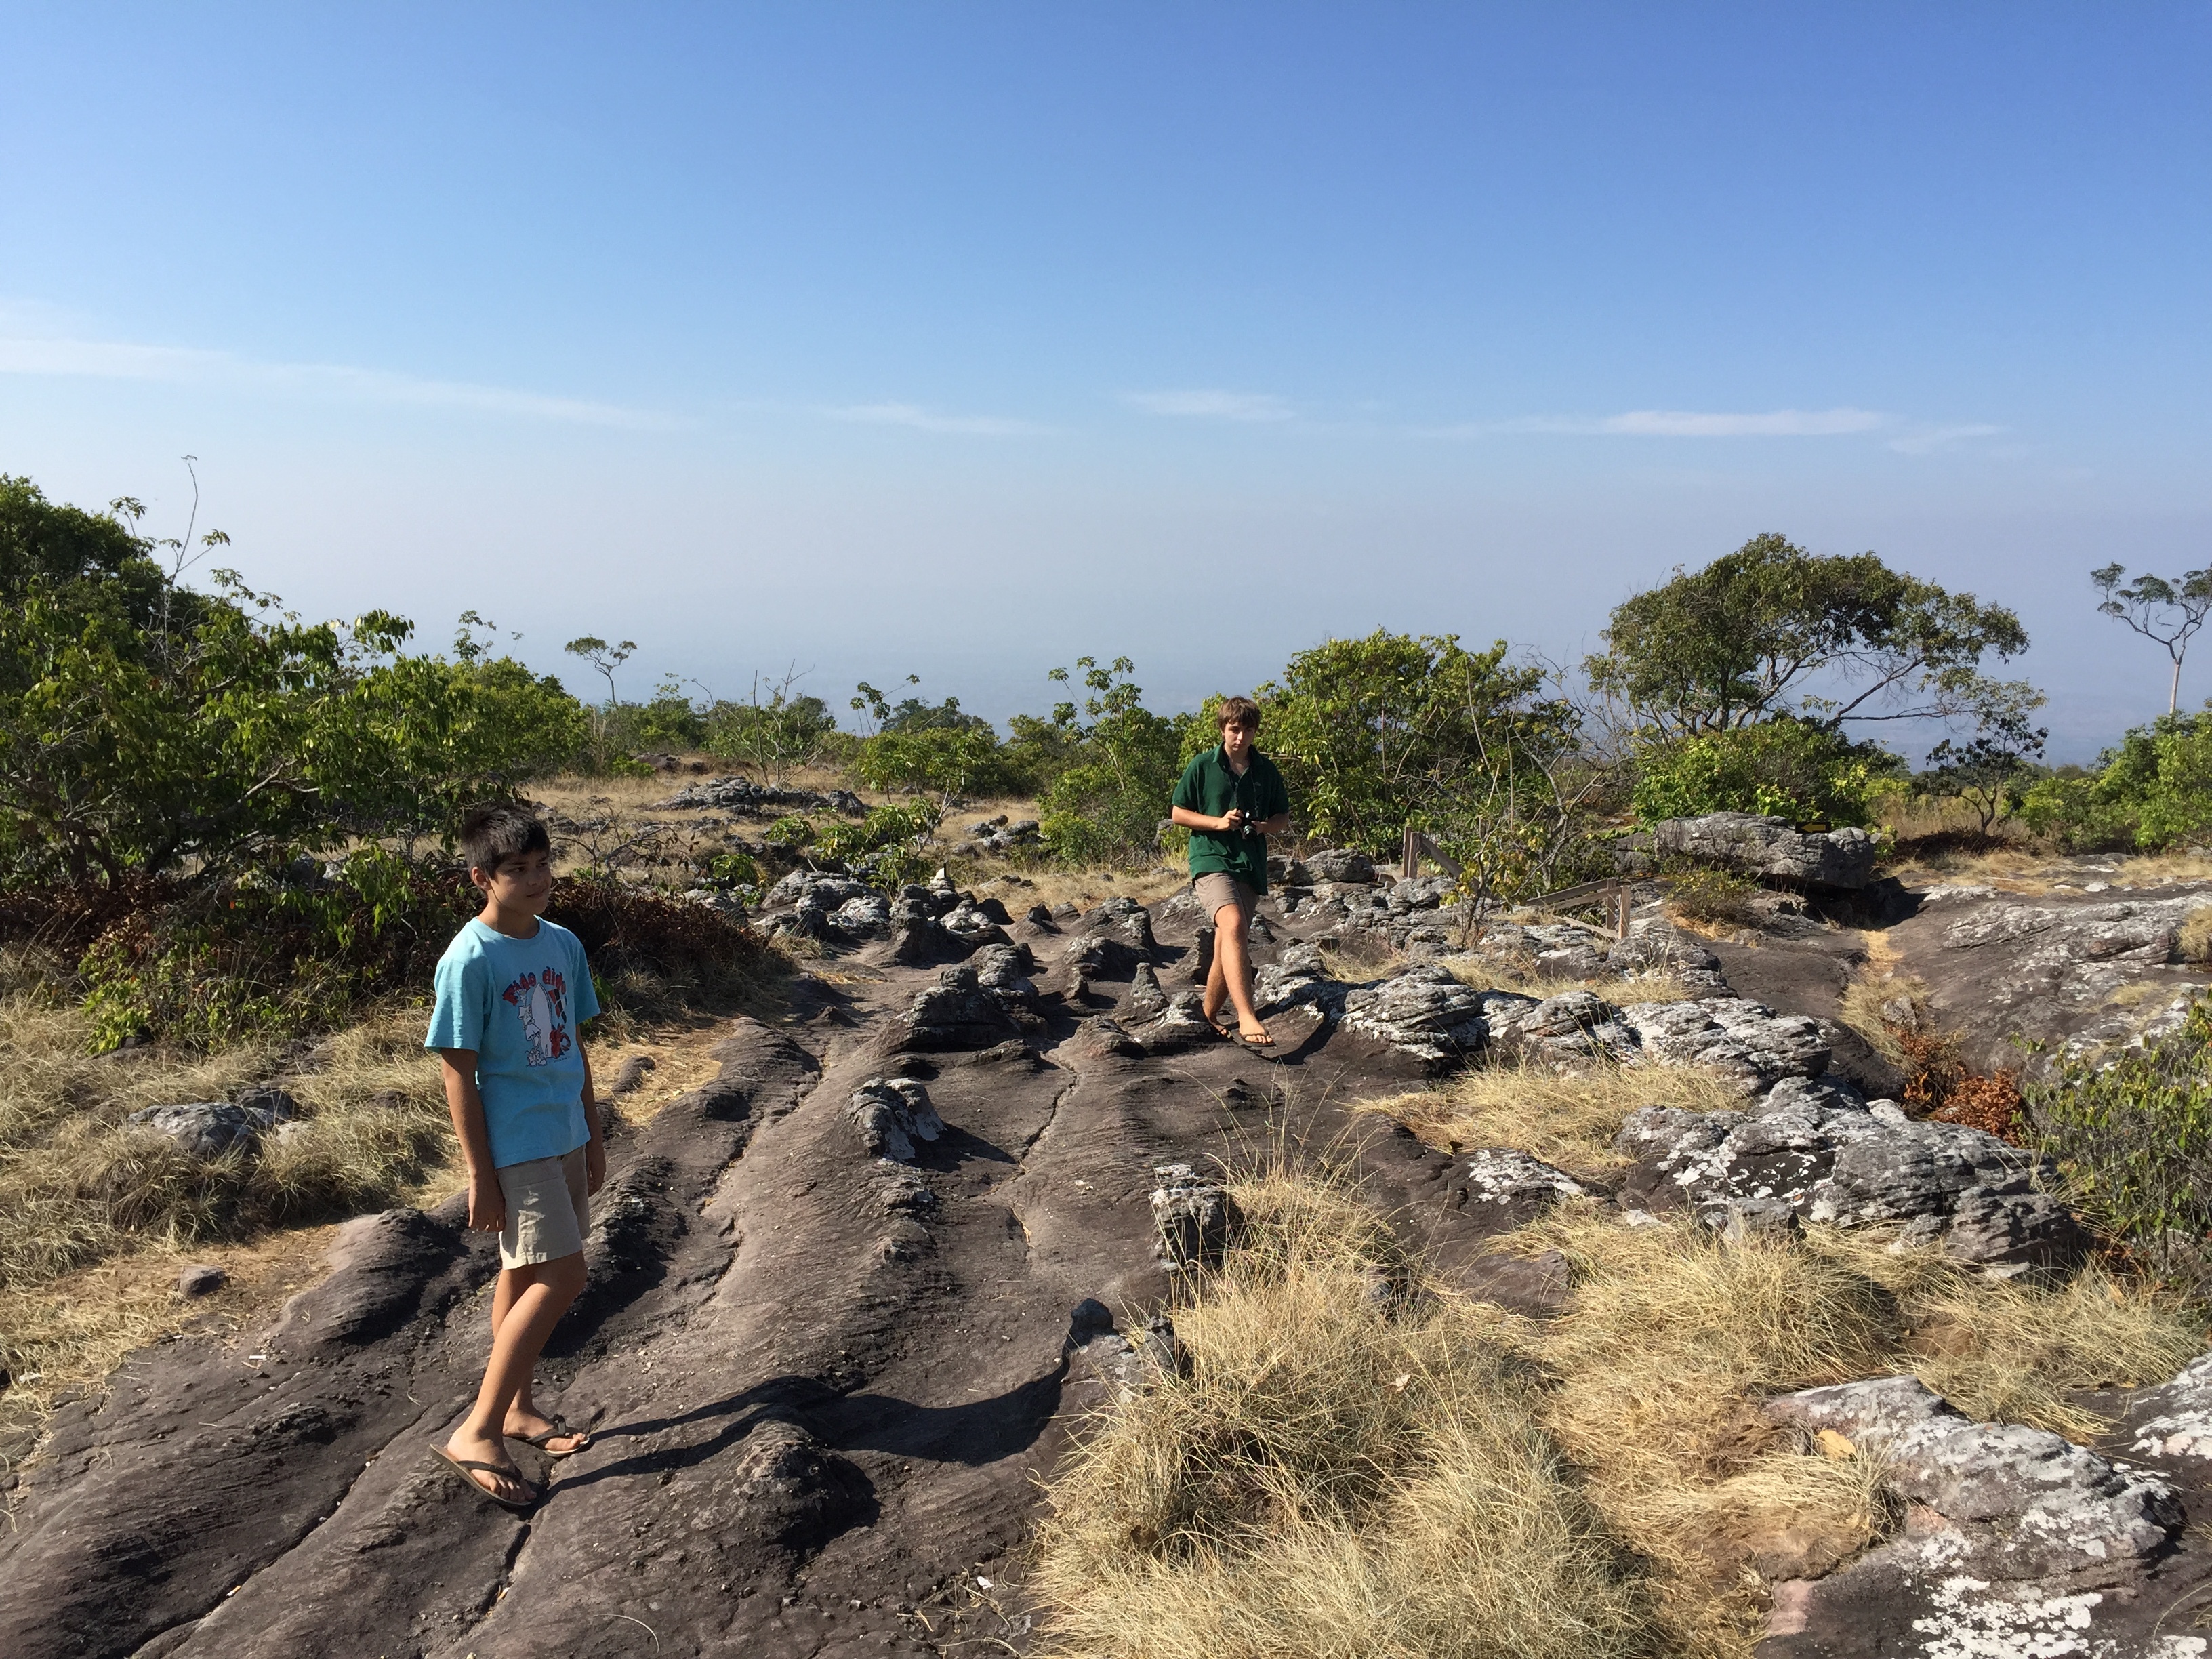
[1172,743,1290,892]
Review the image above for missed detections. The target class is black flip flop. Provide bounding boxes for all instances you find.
[434,1445,541,1512]
[513,1416,592,1457]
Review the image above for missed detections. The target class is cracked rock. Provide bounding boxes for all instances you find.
[1618,997,1830,1089]
[1127,990,1221,1054]
[901,966,1025,1050]
[1150,1164,1242,1271]
[1486,989,1640,1063]
[1645,812,1879,890]
[844,1078,946,1162]
[1766,1377,2179,1582]
[1302,848,1375,884]
[1617,1102,2089,1275]
[1457,1149,1586,1222]
[1338,964,1491,1067]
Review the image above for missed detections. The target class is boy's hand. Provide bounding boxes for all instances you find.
[465,1170,506,1233]
[586,1136,607,1195]
[1219,808,1246,832]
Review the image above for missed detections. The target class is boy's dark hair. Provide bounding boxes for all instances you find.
[461,803,550,877]
[1216,695,1263,733]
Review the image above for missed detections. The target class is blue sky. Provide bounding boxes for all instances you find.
[3,3,2208,758]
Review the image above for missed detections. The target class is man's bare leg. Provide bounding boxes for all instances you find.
[1204,903,1269,1040]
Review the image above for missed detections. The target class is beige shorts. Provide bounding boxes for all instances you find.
[496,1147,590,1269]
[1193,873,1256,932]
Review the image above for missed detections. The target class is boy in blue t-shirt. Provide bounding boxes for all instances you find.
[425,804,605,1509]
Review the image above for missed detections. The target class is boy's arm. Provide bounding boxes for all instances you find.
[580,1042,605,1195]
[1171,804,1237,832]
[438,1050,506,1233]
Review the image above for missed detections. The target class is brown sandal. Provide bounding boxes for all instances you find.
[512,1415,592,1457]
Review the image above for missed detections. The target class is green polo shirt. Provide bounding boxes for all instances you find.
[1172,745,1291,893]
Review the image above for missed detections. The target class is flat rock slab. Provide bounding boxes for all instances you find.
[1885,882,2212,1076]
[0,901,1553,1659]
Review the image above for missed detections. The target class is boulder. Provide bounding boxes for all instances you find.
[1150,1164,1241,1271]
[1338,964,1491,1068]
[844,1078,945,1163]
[899,966,1025,1051]
[2125,1352,2212,1463]
[1765,1377,2179,1582]
[129,1092,298,1160]
[1126,991,1221,1054]
[1485,989,1640,1063]
[1616,996,1830,1089]
[1616,1100,2091,1275]
[1081,897,1158,953]
[1303,849,1376,885]
[1647,812,1879,889]
[969,943,1039,1009]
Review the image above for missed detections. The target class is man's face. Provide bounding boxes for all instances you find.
[1221,716,1256,758]
[474,847,554,914]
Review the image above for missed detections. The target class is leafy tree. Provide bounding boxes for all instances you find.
[0,480,587,886]
[1631,720,1901,827]
[2092,562,2212,715]
[1920,706,2049,832]
[1260,632,1547,845]
[562,635,636,705]
[708,673,840,782]
[1034,657,1190,864]
[1586,533,2029,735]
[857,724,1011,802]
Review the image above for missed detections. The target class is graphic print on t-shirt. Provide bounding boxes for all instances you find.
[500,966,573,1067]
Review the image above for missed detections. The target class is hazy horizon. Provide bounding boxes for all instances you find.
[5,3,2207,761]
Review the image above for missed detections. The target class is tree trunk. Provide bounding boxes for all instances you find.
[2172,653,2185,717]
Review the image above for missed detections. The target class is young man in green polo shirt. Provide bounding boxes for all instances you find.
[1170,695,1292,1046]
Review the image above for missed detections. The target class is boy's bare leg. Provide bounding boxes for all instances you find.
[1207,903,1268,1039]
[489,1269,590,1453]
[445,1254,587,1499]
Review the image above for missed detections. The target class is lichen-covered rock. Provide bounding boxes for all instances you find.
[1127,991,1219,1054]
[2127,1352,2212,1465]
[844,1078,945,1162]
[1338,964,1491,1067]
[1458,1149,1586,1221]
[1123,961,1168,1019]
[129,1093,297,1160]
[1618,996,1830,1088]
[827,893,891,937]
[1616,1101,2090,1275]
[1303,848,1375,884]
[901,966,1024,1050]
[1765,1377,2179,1582]
[1485,989,1639,1063]
[970,943,1038,1009]
[1647,812,1878,889]
[1150,1164,1241,1271]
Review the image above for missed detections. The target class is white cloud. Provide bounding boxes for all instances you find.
[1887,423,2006,455]
[0,327,676,428]
[824,401,1054,436]
[1122,388,1294,422]
[1445,407,1887,438]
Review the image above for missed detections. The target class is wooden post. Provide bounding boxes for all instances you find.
[1402,824,1420,880]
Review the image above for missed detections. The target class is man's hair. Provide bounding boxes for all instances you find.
[461,803,550,877]
[1216,695,1263,732]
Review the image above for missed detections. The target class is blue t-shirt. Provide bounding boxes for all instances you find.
[424,917,602,1169]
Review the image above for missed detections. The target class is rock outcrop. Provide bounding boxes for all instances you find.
[1637,812,1879,890]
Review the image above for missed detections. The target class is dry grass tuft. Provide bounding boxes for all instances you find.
[1366,1060,1748,1181]
[2179,905,2212,964]
[1033,1168,1671,1659]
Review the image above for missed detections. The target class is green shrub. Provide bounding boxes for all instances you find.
[1630,720,1898,827]
[813,801,943,887]
[74,859,780,1052]
[2025,998,2212,1269]
[856,724,1015,801]
[2013,769,2137,852]
[1033,658,1189,865]
[2013,710,2212,853]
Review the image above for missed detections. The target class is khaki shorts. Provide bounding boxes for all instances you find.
[1193,873,1256,933]
[496,1147,590,1269]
